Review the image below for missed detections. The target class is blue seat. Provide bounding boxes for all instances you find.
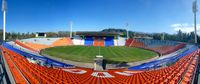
[84,36,94,46]
[105,36,114,46]
[3,43,74,68]
[128,46,198,70]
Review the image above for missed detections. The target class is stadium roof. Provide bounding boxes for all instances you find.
[76,32,122,36]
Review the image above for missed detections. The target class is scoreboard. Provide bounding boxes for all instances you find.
[35,32,46,37]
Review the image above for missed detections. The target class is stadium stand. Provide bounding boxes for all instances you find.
[94,40,105,46]
[75,32,120,46]
[125,38,133,46]
[117,37,126,46]
[2,36,200,83]
[72,36,84,45]
[85,36,94,46]
[15,40,39,52]
[126,38,186,55]
[15,37,73,51]
[114,39,118,46]
[23,42,49,51]
[1,44,199,83]
[3,43,74,68]
[105,36,114,46]
[7,41,40,56]
[80,39,85,45]
[3,50,28,83]
[51,37,73,46]
[21,38,60,45]
[19,36,125,47]
[128,45,198,70]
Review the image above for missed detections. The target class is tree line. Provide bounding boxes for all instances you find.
[1,28,200,44]
[102,28,199,44]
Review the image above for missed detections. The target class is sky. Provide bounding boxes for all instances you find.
[0,0,200,34]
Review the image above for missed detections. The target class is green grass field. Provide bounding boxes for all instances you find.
[42,46,157,63]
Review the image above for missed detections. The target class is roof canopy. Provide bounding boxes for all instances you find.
[76,32,122,36]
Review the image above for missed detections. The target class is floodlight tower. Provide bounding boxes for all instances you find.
[2,0,7,41]
[193,0,198,44]
[162,32,165,40]
[70,21,73,38]
[126,23,129,39]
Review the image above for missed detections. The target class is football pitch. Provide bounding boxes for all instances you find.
[42,46,157,63]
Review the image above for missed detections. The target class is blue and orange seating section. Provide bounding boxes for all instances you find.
[15,37,73,51]
[1,45,199,84]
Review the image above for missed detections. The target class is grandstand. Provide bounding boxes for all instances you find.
[0,0,199,83]
[0,34,199,84]
[105,36,114,46]
[85,36,94,46]
[74,32,125,46]
[125,38,186,56]
[1,41,199,83]
[16,37,73,51]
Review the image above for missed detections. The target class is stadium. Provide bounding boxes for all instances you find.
[0,0,200,84]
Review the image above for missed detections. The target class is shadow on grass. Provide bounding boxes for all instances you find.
[103,59,130,68]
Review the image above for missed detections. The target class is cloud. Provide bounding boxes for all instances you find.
[171,23,200,34]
